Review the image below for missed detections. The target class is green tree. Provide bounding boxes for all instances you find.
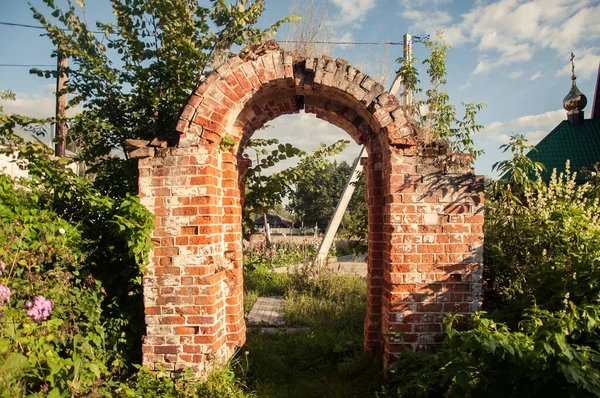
[340,170,368,241]
[397,30,485,158]
[26,0,296,196]
[242,139,348,237]
[288,157,353,231]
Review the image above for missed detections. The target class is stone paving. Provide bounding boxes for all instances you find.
[247,296,285,326]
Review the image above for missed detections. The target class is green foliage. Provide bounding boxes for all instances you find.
[242,139,348,237]
[491,133,546,206]
[28,0,294,191]
[220,134,237,152]
[485,161,600,317]
[0,142,154,395]
[287,154,353,230]
[0,174,110,396]
[382,308,600,398]
[243,239,320,270]
[285,272,367,332]
[397,31,485,159]
[123,364,253,397]
[242,266,379,397]
[340,171,368,241]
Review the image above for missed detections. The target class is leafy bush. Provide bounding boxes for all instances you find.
[382,308,600,397]
[0,144,153,395]
[484,163,600,317]
[122,364,253,397]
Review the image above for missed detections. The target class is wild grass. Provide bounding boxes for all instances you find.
[241,265,381,397]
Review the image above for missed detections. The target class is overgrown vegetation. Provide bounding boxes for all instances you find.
[380,137,600,397]
[242,264,380,398]
[0,145,154,396]
[397,31,485,158]
[4,1,600,395]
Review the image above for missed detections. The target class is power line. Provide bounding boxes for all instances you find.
[0,21,45,29]
[279,36,429,46]
[0,64,54,67]
[0,21,104,34]
[0,21,430,46]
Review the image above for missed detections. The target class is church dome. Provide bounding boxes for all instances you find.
[563,76,588,114]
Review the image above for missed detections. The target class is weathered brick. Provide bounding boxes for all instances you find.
[138,48,485,377]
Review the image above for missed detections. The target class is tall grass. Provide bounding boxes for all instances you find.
[242,265,381,397]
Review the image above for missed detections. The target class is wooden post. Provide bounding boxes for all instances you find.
[315,147,366,265]
[403,33,413,107]
[55,43,68,158]
[388,33,413,106]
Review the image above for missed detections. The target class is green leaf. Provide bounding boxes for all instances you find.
[0,352,31,373]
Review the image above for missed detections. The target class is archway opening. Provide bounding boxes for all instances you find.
[228,83,388,360]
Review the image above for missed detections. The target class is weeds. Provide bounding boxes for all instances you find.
[242,261,380,397]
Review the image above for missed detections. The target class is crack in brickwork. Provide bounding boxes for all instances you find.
[133,40,484,376]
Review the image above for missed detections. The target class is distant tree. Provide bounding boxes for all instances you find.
[242,139,348,237]
[340,170,368,240]
[288,159,353,231]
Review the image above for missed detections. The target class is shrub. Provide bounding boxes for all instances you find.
[0,144,154,395]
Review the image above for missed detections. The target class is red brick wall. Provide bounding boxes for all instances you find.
[132,41,484,376]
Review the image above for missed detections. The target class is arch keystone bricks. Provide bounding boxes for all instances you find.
[131,40,484,375]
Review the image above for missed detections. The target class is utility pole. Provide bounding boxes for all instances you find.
[54,42,68,158]
[388,33,413,106]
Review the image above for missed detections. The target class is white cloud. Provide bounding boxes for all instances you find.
[482,108,565,136]
[328,0,377,25]
[399,9,452,34]
[0,89,82,119]
[473,60,491,75]
[252,112,361,174]
[419,0,600,75]
[526,129,548,145]
[508,71,524,79]
[530,72,543,80]
[0,94,55,119]
[555,48,600,79]
[459,81,473,90]
[334,31,356,49]
[486,129,548,144]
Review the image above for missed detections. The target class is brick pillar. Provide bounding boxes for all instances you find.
[138,146,235,375]
[363,154,385,356]
[381,149,484,364]
[221,152,246,349]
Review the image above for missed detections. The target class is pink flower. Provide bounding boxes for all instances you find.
[0,284,11,305]
[25,295,54,321]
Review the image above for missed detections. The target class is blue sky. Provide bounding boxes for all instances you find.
[1,0,599,176]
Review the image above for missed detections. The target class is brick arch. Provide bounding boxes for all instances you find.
[132,41,485,376]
